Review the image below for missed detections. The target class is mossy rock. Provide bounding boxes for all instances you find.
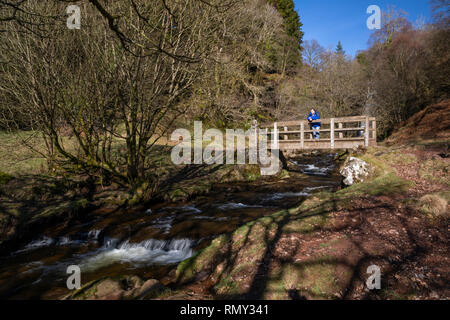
[176,234,229,284]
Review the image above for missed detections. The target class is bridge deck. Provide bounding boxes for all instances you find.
[258,116,376,150]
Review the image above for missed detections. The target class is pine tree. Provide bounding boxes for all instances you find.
[267,0,304,49]
[336,41,345,55]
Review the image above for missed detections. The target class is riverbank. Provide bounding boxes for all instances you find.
[166,140,449,300]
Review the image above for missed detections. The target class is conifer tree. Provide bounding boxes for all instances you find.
[336,41,345,55]
[267,0,304,49]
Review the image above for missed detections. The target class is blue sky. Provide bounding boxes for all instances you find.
[294,0,432,57]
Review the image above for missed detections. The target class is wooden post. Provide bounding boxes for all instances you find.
[284,126,288,140]
[372,120,376,140]
[300,121,304,149]
[330,118,335,149]
[338,122,343,139]
[247,121,257,164]
[274,122,278,149]
[309,121,313,140]
[365,116,369,147]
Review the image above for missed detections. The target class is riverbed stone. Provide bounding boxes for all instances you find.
[340,156,371,186]
[95,278,125,300]
[132,279,166,299]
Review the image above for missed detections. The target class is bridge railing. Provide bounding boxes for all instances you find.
[258,116,376,150]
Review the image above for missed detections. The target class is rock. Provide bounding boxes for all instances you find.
[340,156,371,186]
[95,278,125,300]
[129,279,166,300]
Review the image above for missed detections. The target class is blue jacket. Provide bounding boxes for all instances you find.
[307,111,321,128]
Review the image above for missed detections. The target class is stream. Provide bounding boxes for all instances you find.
[0,153,342,299]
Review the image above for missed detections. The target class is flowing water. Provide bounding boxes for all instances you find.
[0,153,341,299]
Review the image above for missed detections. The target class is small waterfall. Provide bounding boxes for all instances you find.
[301,164,330,176]
[118,238,193,252]
[289,153,336,176]
[79,238,195,272]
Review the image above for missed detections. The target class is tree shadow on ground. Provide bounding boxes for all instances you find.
[178,189,448,300]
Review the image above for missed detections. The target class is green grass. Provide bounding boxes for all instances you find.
[264,255,339,300]
[176,234,229,283]
[345,150,414,196]
[0,131,48,175]
[418,159,450,186]
[339,172,412,197]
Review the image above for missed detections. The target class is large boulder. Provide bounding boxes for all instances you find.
[340,157,371,186]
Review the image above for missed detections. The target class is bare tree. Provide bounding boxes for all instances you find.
[302,39,324,70]
[0,0,239,59]
[369,6,412,45]
[0,0,237,192]
[430,0,450,28]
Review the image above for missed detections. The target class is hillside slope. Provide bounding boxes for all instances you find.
[387,99,450,145]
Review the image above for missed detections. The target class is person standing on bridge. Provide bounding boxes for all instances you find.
[307,108,321,140]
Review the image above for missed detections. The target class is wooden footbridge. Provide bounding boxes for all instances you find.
[258,116,376,150]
